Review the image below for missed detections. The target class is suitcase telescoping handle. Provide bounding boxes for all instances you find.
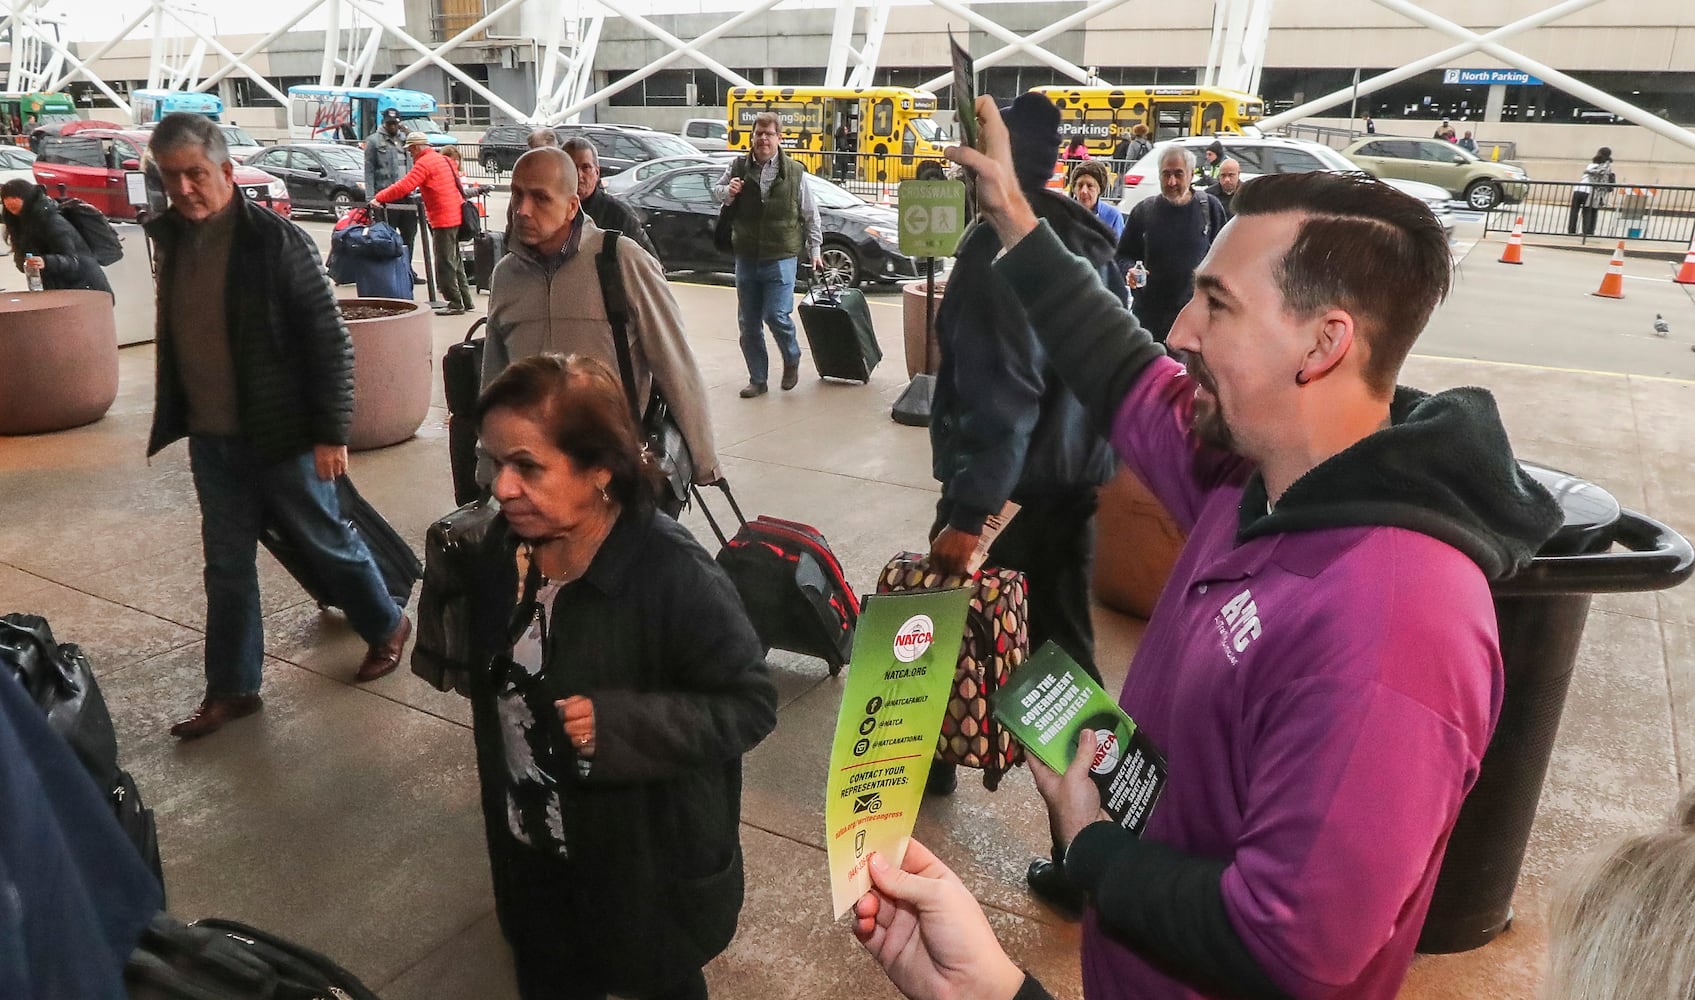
[690,479,748,548]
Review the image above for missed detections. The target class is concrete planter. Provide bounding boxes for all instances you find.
[0,289,118,435]
[1093,466,1187,621]
[341,297,432,452]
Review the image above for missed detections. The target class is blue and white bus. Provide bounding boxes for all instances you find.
[286,86,453,146]
[132,89,224,123]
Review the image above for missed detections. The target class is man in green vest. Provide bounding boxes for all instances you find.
[713,112,824,397]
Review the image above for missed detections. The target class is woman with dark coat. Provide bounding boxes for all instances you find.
[0,179,113,297]
[413,352,777,1000]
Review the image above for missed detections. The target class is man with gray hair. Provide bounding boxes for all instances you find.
[484,147,720,486]
[144,112,412,740]
[561,136,659,260]
[1115,145,1228,342]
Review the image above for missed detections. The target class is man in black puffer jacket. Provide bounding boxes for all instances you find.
[924,94,1124,854]
[0,179,113,297]
[145,113,411,742]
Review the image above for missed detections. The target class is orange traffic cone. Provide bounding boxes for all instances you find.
[1592,240,1626,299]
[1498,216,1525,264]
[1674,235,1695,285]
[878,182,895,209]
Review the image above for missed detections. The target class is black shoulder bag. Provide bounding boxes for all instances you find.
[598,230,695,517]
[712,156,746,254]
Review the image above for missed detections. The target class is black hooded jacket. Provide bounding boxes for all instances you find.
[1,184,113,296]
[581,183,659,261]
[929,190,1127,533]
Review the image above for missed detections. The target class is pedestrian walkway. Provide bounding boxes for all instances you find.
[0,229,1689,998]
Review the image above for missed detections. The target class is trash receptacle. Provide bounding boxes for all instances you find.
[1417,462,1693,954]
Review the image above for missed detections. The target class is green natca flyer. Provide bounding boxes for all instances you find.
[991,643,1168,836]
[824,587,971,918]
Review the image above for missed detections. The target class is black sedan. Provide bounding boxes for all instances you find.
[244,143,368,218]
[623,165,921,287]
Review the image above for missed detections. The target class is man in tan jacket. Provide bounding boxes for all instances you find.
[483,148,719,484]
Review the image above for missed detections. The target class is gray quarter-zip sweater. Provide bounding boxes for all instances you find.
[482,214,720,482]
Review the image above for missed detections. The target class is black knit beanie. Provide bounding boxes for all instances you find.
[999,92,1061,194]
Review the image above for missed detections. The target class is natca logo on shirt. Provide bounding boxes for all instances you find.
[892,615,935,663]
[1213,588,1263,664]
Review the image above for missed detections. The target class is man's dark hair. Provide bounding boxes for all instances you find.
[148,112,229,165]
[1232,172,1451,396]
[475,353,661,513]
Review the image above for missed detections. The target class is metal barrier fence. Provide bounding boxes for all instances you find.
[1483,179,1695,246]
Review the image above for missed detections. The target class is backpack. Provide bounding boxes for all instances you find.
[127,913,382,1000]
[57,197,124,266]
[0,613,164,894]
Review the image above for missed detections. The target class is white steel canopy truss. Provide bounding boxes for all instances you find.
[1254,0,1695,153]
[2,0,1688,154]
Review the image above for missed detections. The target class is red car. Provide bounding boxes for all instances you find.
[30,127,291,221]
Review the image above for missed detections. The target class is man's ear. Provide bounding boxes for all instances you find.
[1296,310,1356,385]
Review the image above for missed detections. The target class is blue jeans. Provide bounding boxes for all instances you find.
[734,256,801,384]
[189,437,402,696]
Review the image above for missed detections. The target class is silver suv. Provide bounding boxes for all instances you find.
[1114,135,1455,237]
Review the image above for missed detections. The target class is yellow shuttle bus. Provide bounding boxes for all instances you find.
[1031,85,1264,157]
[725,86,950,183]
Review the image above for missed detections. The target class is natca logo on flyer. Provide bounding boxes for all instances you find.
[892,615,935,663]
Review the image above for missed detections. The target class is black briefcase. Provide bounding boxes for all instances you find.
[261,476,421,608]
[473,230,506,292]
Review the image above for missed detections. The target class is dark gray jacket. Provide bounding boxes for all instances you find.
[145,195,354,461]
[929,190,1125,533]
[0,185,112,296]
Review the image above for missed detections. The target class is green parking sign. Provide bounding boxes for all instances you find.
[897,180,968,257]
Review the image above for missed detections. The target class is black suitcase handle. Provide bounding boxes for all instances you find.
[690,479,747,548]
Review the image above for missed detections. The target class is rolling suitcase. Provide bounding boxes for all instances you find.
[876,553,1030,791]
[798,275,881,383]
[693,481,858,674]
[443,318,487,506]
[260,476,422,609]
[473,230,506,292]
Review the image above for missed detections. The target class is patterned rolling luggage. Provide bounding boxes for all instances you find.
[876,553,1030,790]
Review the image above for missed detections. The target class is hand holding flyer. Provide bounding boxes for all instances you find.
[991,643,1168,835]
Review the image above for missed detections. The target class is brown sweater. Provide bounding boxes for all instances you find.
[169,202,239,436]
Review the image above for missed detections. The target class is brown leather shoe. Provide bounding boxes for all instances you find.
[780,363,800,391]
[355,613,412,682]
[170,694,263,740]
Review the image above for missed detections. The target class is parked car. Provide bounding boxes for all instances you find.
[622,164,921,286]
[134,120,265,163]
[603,153,720,196]
[1341,136,1528,209]
[0,144,37,185]
[553,123,701,177]
[1116,135,1455,238]
[245,142,367,217]
[31,128,290,221]
[475,122,536,173]
[680,118,728,151]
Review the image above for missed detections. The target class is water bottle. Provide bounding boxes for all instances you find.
[1130,259,1148,289]
[24,254,43,292]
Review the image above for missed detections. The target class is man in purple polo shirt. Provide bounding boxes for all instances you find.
[853,98,1562,1000]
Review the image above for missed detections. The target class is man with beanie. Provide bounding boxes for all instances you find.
[924,94,1125,919]
[1117,145,1228,342]
[364,107,421,284]
[713,112,825,397]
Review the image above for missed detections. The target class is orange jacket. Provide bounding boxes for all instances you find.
[375,148,461,230]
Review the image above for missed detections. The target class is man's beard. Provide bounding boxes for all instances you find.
[1179,352,1236,452]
